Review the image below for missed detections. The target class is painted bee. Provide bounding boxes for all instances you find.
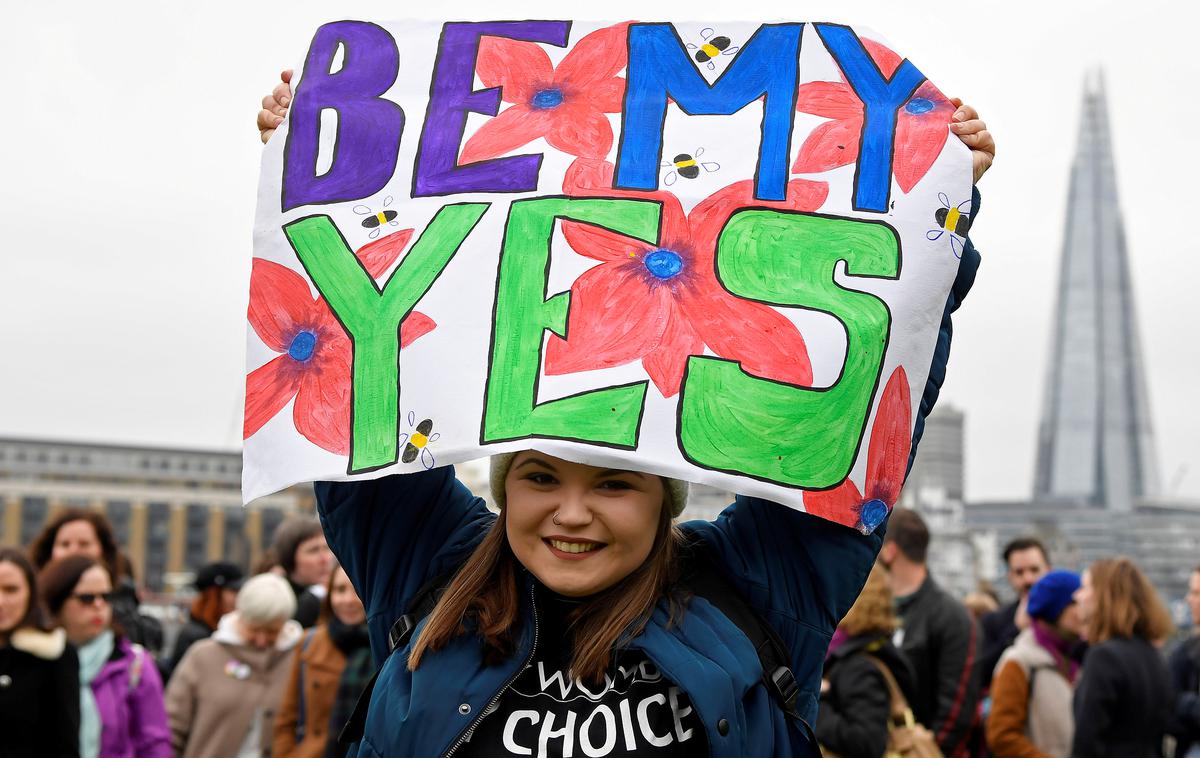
[926,193,972,258]
[687,28,739,70]
[353,196,399,239]
[399,411,440,470]
[660,147,721,186]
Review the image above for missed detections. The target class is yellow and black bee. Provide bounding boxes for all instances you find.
[400,411,441,469]
[660,147,721,186]
[687,28,739,70]
[926,193,972,258]
[353,196,400,239]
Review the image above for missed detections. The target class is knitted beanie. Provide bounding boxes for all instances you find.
[489,452,689,518]
[1026,569,1081,622]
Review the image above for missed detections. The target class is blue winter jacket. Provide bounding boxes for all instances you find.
[315,188,982,758]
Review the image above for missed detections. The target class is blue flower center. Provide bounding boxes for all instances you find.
[858,498,889,534]
[531,88,564,109]
[643,249,684,280]
[905,97,935,115]
[288,331,317,362]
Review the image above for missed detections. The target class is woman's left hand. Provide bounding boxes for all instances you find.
[949,98,994,184]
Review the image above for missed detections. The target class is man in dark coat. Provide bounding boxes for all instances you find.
[978,537,1049,689]
[881,508,980,758]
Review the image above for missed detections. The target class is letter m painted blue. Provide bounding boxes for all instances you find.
[615,24,801,202]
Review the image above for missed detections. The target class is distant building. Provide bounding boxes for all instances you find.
[964,74,1199,606]
[0,437,311,592]
[1033,71,1159,510]
[900,405,995,598]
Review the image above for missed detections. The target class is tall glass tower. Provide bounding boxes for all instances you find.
[1033,72,1159,511]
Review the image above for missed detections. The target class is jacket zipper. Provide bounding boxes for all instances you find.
[442,582,540,757]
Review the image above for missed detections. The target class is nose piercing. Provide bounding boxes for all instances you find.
[552,512,562,525]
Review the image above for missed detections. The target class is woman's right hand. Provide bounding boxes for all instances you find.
[257,69,294,144]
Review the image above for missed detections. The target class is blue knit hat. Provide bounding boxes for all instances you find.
[1026,569,1080,622]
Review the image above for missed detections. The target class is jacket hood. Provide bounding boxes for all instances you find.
[9,627,67,660]
[213,611,303,652]
[831,632,919,705]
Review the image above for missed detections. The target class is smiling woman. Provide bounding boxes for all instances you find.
[265,71,998,758]
[408,453,685,687]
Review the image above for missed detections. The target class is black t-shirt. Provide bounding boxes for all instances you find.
[458,589,708,757]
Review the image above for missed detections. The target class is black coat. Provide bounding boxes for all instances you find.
[1070,636,1170,758]
[894,576,981,756]
[817,633,919,758]
[288,578,322,628]
[1168,635,1200,756]
[0,629,80,758]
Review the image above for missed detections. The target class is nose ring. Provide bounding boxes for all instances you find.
[552,512,562,525]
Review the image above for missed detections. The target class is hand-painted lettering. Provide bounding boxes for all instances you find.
[283,204,488,472]
[413,21,571,197]
[482,197,660,447]
[815,24,927,213]
[678,209,901,487]
[282,21,404,211]
[616,23,801,201]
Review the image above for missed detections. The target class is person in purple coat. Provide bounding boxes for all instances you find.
[40,555,172,758]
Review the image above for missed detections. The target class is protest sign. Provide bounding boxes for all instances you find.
[244,20,971,533]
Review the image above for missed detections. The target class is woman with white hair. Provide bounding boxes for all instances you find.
[165,572,303,758]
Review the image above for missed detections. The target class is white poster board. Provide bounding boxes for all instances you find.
[244,20,971,533]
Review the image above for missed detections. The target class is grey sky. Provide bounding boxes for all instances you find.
[2,0,1197,501]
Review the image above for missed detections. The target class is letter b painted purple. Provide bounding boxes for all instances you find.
[282,21,404,211]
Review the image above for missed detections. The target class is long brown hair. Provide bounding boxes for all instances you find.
[1086,557,1173,644]
[409,495,685,683]
[839,562,897,637]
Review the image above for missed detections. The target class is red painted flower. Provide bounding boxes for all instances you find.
[544,158,827,397]
[460,22,631,164]
[803,366,912,533]
[243,230,436,454]
[793,39,953,193]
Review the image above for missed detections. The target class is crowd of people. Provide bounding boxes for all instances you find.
[817,507,1194,758]
[2,496,1199,757]
[0,508,370,757]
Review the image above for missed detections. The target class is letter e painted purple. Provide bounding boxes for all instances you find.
[413,21,570,197]
[282,21,403,211]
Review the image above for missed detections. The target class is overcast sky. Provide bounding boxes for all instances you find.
[2,0,1197,501]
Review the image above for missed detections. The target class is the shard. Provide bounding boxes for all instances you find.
[1033,71,1159,511]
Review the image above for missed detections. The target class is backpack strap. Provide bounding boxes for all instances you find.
[680,545,803,723]
[338,567,457,747]
[864,654,917,728]
[295,628,318,743]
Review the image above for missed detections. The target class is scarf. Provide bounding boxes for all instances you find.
[77,630,115,758]
[325,619,373,758]
[327,616,370,656]
[825,627,850,660]
[1031,619,1080,682]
